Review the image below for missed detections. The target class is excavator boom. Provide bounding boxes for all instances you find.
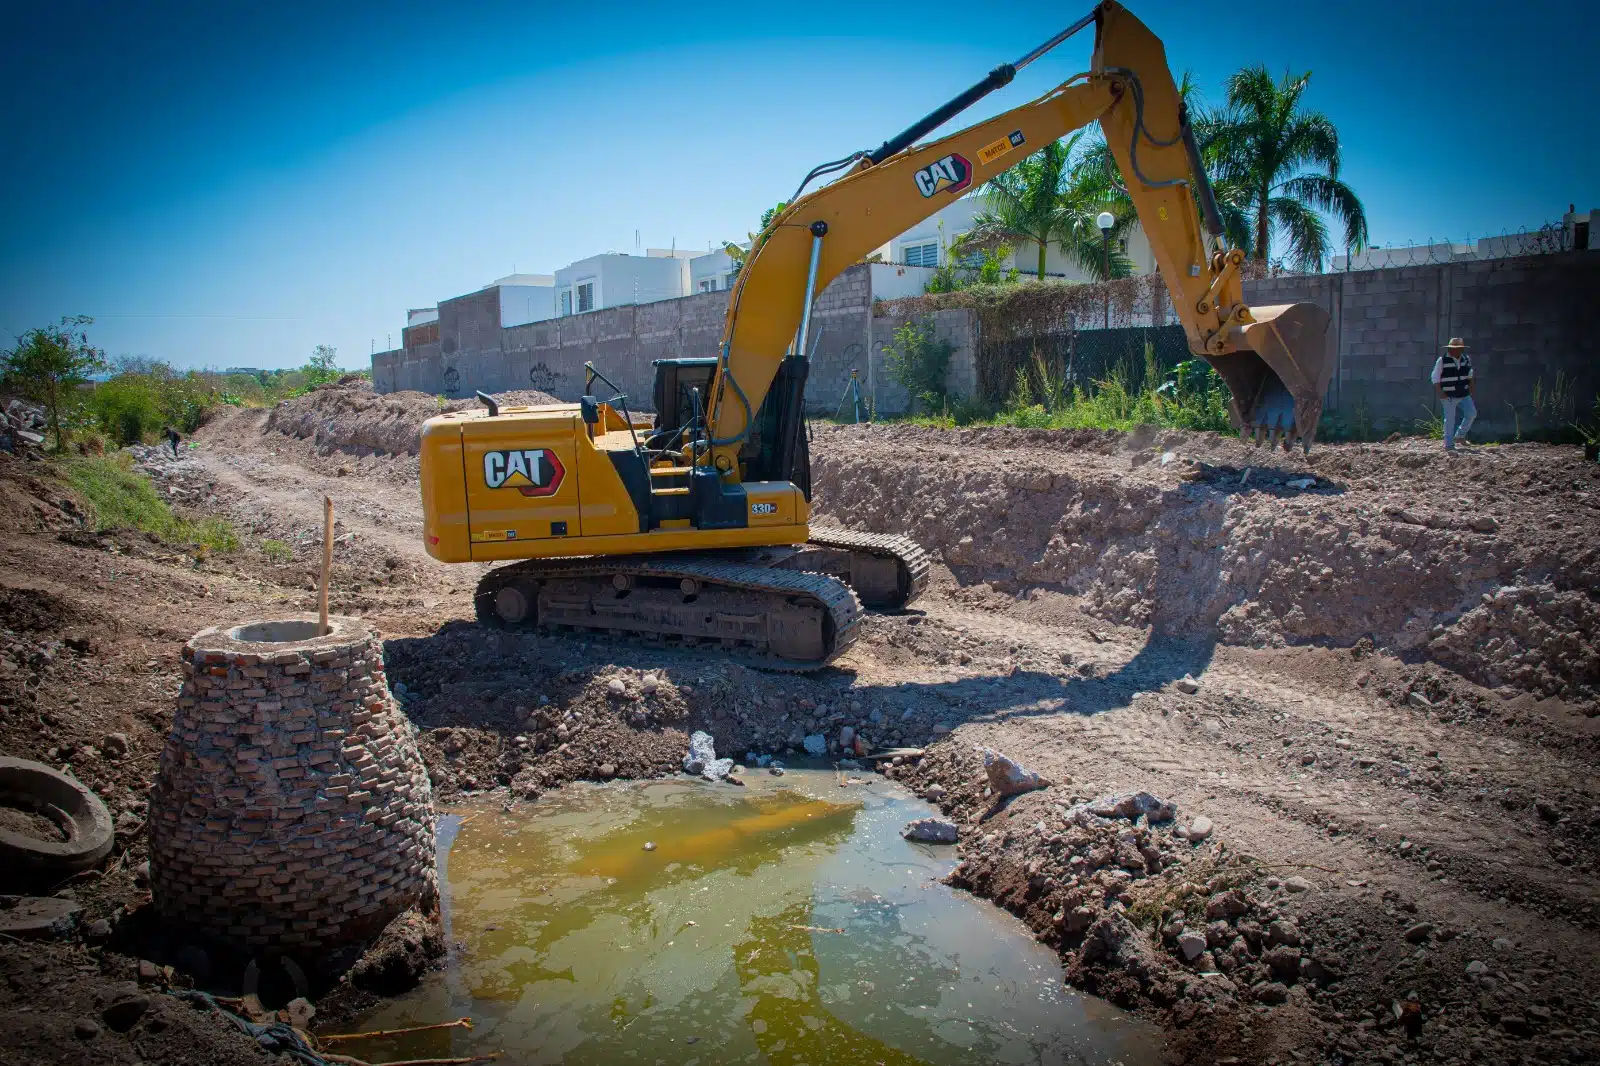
[708,0,1332,457]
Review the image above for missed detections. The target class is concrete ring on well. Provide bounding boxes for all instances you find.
[204,616,353,653]
[0,756,115,878]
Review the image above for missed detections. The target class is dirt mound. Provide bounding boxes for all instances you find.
[0,452,85,532]
[812,423,1600,703]
[264,379,562,457]
[0,584,81,632]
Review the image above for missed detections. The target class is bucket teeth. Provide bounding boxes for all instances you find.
[1202,301,1333,452]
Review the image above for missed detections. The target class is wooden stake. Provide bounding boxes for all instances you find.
[321,1018,474,1044]
[320,496,333,634]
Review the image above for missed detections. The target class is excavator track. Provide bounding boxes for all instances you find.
[798,527,931,610]
[473,553,862,672]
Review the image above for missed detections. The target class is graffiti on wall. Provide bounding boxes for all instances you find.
[529,363,562,393]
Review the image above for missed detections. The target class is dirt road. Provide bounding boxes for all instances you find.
[2,383,1596,1065]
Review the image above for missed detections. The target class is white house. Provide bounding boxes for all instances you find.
[688,248,742,293]
[871,193,1159,282]
[552,253,689,316]
[485,274,556,328]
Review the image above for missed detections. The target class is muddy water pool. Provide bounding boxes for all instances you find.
[333,766,1159,1065]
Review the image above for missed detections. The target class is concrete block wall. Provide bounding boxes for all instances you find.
[1244,251,1600,436]
[803,266,873,413]
[866,308,978,416]
[149,617,436,957]
[374,266,878,415]
[374,251,1598,435]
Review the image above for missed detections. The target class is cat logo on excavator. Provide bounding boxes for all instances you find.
[483,448,564,497]
[913,153,971,197]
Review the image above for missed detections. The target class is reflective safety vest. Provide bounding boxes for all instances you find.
[1438,354,1472,398]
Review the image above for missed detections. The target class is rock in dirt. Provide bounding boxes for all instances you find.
[99,732,130,758]
[1187,814,1213,840]
[901,818,959,843]
[1175,675,1200,694]
[802,735,827,756]
[101,994,151,1033]
[1268,920,1301,947]
[980,747,1049,796]
[1283,875,1314,892]
[0,895,82,938]
[924,784,948,802]
[1404,922,1434,943]
[701,758,734,782]
[683,731,717,775]
[1087,791,1176,823]
[1178,931,1208,960]
[73,1018,100,1040]
[285,997,315,1029]
[1254,982,1290,1004]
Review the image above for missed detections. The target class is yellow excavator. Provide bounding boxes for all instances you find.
[419,0,1332,669]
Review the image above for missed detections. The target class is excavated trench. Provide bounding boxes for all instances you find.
[140,389,1599,1064]
[810,423,1600,704]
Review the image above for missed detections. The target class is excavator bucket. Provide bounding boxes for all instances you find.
[1203,302,1334,452]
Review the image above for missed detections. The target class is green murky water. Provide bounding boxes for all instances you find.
[332,767,1160,1065]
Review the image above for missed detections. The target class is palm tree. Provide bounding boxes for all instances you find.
[1205,66,1368,270]
[966,133,1135,280]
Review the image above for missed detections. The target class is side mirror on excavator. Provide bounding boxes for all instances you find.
[580,396,600,425]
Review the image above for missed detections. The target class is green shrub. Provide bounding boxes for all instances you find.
[261,539,292,564]
[883,319,954,414]
[1414,404,1444,440]
[64,454,237,552]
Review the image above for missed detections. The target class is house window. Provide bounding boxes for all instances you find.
[698,278,717,293]
[576,281,595,313]
[724,272,738,289]
[560,290,572,316]
[952,232,984,268]
[903,241,938,268]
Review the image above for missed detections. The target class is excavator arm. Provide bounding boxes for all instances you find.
[706,0,1332,467]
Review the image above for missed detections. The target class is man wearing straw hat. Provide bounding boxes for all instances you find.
[1430,338,1476,451]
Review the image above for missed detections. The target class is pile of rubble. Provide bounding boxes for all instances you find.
[1,400,47,454]
[900,744,1341,1020]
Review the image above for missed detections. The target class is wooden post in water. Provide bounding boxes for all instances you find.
[320,496,333,634]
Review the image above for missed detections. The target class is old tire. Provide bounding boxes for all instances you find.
[0,757,114,880]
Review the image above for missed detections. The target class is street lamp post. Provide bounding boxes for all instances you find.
[1096,211,1115,329]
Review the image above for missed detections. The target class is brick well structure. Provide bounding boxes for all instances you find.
[149,616,435,953]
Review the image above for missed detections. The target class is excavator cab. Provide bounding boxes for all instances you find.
[648,357,718,451]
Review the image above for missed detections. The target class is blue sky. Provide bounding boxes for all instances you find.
[3,0,1595,371]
